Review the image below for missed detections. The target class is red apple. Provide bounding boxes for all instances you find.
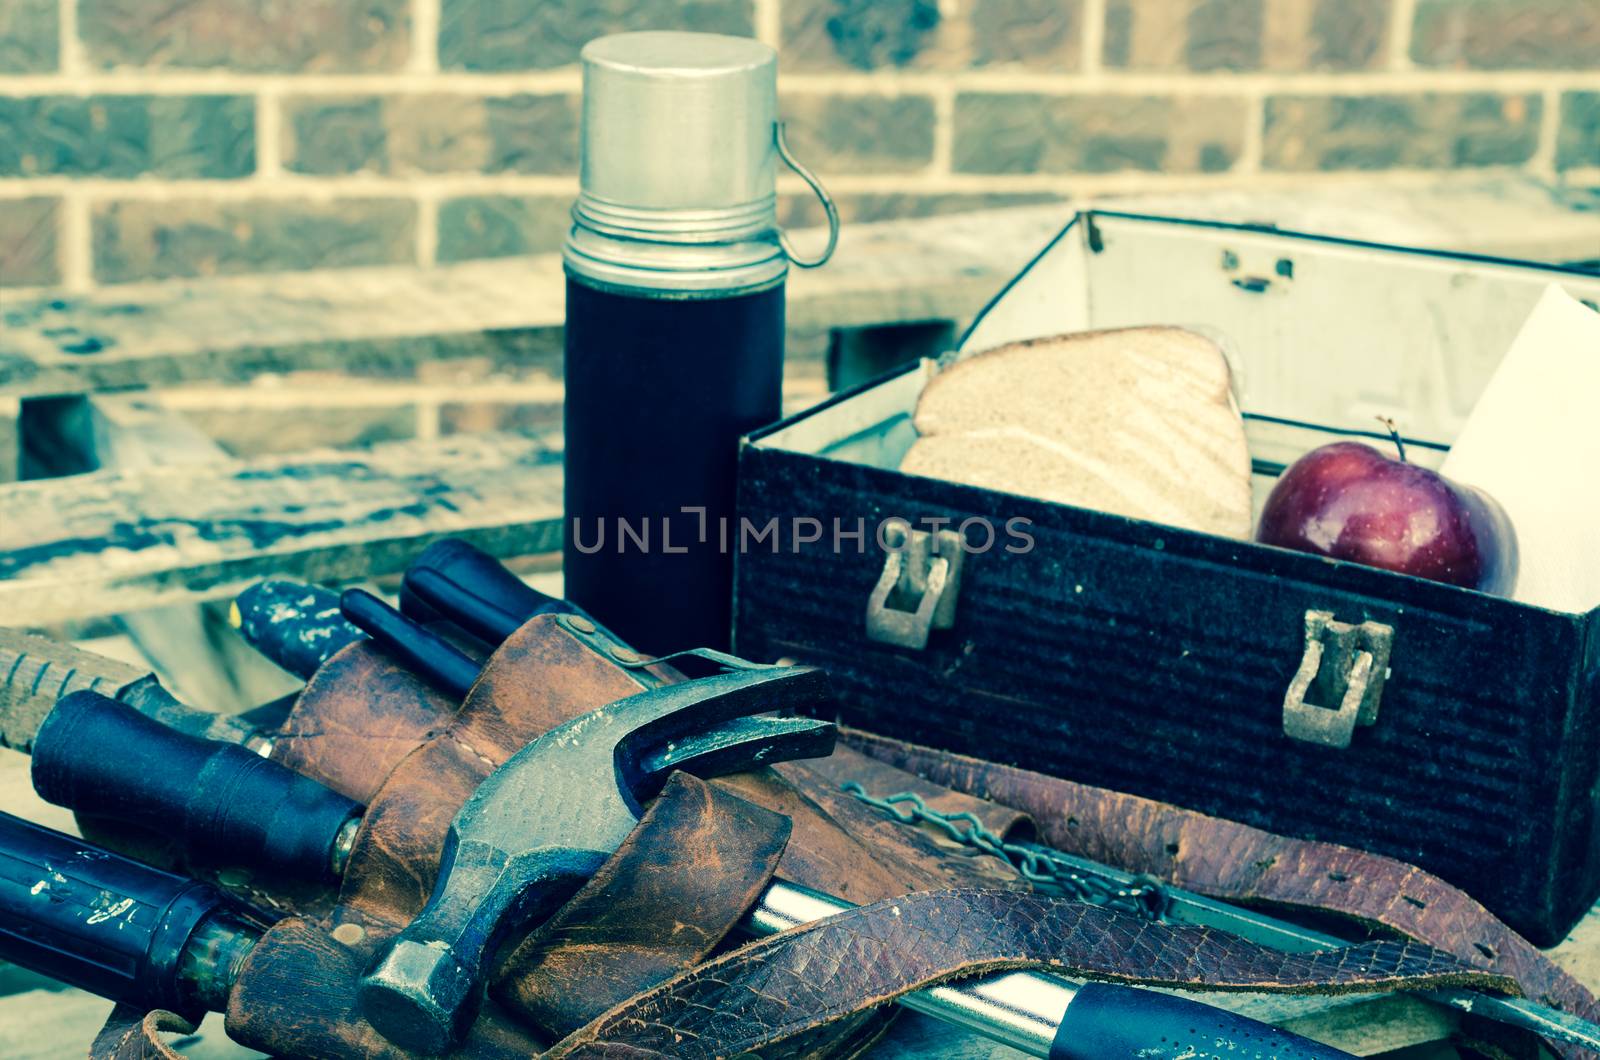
[1256,440,1517,595]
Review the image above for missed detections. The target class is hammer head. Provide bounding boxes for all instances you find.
[358,664,835,1052]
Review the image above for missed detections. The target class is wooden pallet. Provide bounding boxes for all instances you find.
[2,179,1598,1058]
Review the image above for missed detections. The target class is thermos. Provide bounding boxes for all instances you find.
[563,32,836,655]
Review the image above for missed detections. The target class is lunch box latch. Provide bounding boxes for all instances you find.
[1282,610,1395,749]
[864,525,965,651]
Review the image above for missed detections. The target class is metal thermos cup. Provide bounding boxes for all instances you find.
[563,31,835,654]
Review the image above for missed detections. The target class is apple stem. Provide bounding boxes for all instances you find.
[1376,416,1407,463]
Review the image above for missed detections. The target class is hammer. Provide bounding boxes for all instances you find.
[353,661,834,1049]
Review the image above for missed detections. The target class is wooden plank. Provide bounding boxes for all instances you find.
[81,393,238,713]
[1548,901,1600,989]
[0,257,567,397]
[0,431,562,625]
[4,179,1598,401]
[872,1011,1027,1059]
[11,392,303,710]
[0,747,76,836]
[0,209,1054,399]
[1226,993,1455,1055]
[80,394,302,713]
[88,392,230,469]
[0,376,836,629]
[0,988,1456,1060]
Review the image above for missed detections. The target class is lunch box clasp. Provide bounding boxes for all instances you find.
[865,525,964,651]
[1282,610,1394,749]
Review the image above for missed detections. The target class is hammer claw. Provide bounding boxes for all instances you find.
[611,666,834,799]
[639,714,836,784]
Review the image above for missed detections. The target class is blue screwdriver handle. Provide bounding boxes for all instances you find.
[1051,983,1356,1060]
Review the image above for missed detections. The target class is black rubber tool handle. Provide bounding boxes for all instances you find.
[31,691,361,883]
[404,568,527,645]
[341,588,482,700]
[232,579,366,680]
[1051,982,1357,1060]
[0,810,259,1018]
[401,538,573,628]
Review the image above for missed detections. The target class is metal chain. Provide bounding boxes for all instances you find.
[840,781,1168,921]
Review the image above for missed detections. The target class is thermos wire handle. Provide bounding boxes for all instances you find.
[775,122,839,269]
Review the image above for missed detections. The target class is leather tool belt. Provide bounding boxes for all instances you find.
[84,614,1597,1059]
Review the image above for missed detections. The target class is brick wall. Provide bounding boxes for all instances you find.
[0,0,1596,456]
[0,0,1596,293]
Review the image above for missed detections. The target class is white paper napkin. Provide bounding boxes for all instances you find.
[1440,284,1600,613]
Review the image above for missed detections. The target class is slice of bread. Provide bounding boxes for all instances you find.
[900,326,1253,538]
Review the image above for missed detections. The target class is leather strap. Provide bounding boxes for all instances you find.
[493,773,793,1038]
[90,1005,193,1060]
[545,887,1514,1059]
[718,750,1033,903]
[271,639,460,804]
[846,728,1600,1059]
[491,773,899,1058]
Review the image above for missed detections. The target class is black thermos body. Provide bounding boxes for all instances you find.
[563,32,829,654]
[565,281,783,654]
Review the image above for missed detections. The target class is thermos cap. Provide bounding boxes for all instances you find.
[580,32,777,214]
[566,32,836,296]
